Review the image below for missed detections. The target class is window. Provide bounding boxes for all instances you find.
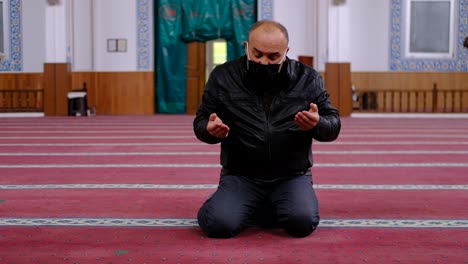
[0,1,4,54]
[404,0,455,59]
[206,39,227,81]
[0,0,8,59]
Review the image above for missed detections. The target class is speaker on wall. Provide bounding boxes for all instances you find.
[46,0,61,6]
[333,0,346,5]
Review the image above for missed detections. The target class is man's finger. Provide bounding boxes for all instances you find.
[310,103,318,113]
[209,113,217,121]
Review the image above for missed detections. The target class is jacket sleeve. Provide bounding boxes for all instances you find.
[311,74,341,142]
[193,70,224,144]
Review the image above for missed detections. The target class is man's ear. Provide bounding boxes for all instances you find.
[243,41,248,50]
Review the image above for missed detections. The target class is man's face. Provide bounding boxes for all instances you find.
[245,27,289,65]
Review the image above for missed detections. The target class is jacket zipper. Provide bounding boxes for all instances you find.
[261,95,274,162]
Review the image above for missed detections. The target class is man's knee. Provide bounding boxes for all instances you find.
[197,207,243,238]
[283,213,319,238]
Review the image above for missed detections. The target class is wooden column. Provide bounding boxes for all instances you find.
[186,42,206,115]
[298,56,314,68]
[325,63,352,117]
[44,63,71,116]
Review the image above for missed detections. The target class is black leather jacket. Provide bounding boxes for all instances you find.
[193,56,341,180]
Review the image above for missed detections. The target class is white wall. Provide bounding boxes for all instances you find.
[327,0,390,71]
[316,1,329,71]
[350,0,390,71]
[71,0,153,72]
[45,0,69,63]
[71,0,93,71]
[22,0,46,72]
[92,0,137,71]
[14,0,393,73]
[273,0,318,66]
[273,0,390,72]
[19,0,142,72]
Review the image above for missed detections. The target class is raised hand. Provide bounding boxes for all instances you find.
[207,113,230,138]
[294,103,320,131]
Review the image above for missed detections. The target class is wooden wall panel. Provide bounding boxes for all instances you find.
[2,71,467,114]
[351,72,468,92]
[351,72,468,112]
[71,72,154,115]
[0,73,44,112]
[0,73,43,89]
[86,72,154,115]
[71,72,98,109]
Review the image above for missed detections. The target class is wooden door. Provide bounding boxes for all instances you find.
[186,42,206,115]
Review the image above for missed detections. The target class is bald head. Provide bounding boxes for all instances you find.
[248,20,289,44]
[245,20,289,65]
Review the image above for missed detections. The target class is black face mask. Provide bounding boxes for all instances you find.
[247,60,282,81]
[245,42,287,82]
[245,59,288,96]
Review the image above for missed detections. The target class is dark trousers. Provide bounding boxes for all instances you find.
[197,173,320,238]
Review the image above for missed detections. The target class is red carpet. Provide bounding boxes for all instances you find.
[1,228,465,264]
[1,167,467,185]
[1,189,466,219]
[0,115,467,264]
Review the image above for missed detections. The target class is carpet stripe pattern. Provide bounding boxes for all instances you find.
[1,184,467,190]
[1,218,466,228]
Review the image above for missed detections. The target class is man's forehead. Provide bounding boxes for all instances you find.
[249,26,286,41]
[249,37,287,53]
[249,33,287,51]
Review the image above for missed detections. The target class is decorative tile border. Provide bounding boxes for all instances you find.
[0,0,22,71]
[390,0,468,71]
[258,0,273,20]
[137,0,150,70]
[0,218,466,228]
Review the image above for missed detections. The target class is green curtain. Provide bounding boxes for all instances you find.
[180,0,233,42]
[155,0,257,113]
[227,0,256,59]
